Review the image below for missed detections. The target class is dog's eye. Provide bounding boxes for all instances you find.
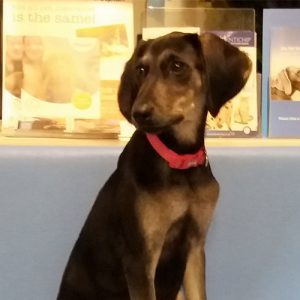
[136,65,147,77]
[169,61,186,74]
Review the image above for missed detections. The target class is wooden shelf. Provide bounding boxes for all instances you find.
[1,134,300,148]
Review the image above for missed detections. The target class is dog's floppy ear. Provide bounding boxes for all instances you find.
[197,33,252,117]
[118,40,149,122]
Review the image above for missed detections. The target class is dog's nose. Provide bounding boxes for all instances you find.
[132,104,154,124]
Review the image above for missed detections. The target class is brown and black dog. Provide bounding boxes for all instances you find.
[57,32,251,300]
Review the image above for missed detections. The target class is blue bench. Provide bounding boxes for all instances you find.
[1,143,299,300]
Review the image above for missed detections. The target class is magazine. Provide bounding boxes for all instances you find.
[2,0,133,138]
[268,27,300,137]
[262,9,300,137]
[205,30,258,138]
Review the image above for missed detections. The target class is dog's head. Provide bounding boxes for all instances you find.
[118,32,251,140]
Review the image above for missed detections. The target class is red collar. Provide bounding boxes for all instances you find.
[146,134,207,170]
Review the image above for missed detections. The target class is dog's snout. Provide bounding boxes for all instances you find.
[132,104,154,124]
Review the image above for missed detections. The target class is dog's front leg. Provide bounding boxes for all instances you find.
[123,247,163,300]
[124,259,156,300]
[176,289,186,300]
[123,233,165,300]
[183,243,207,300]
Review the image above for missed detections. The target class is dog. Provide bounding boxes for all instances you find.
[271,67,300,100]
[56,32,251,300]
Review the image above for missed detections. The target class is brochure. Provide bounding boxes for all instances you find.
[2,0,134,138]
[205,30,258,138]
[269,27,300,137]
[262,9,300,137]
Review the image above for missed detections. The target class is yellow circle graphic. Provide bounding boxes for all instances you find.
[72,90,92,110]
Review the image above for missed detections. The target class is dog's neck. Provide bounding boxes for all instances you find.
[158,114,206,154]
[158,131,204,154]
[146,133,206,170]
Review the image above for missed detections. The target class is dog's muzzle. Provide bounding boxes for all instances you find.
[132,103,154,126]
[132,103,184,133]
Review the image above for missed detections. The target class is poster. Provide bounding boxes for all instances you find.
[2,0,134,138]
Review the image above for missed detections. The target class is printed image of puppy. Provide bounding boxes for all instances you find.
[206,101,233,130]
[234,93,253,124]
[271,66,300,100]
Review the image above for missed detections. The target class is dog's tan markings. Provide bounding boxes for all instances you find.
[57,32,252,300]
[194,181,219,236]
[243,66,251,81]
[170,68,203,145]
[140,53,152,66]
[135,189,189,275]
[144,56,204,145]
[136,189,189,242]
[172,93,205,145]
[172,119,199,145]
[183,181,219,300]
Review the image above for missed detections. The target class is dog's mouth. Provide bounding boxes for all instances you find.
[133,115,184,134]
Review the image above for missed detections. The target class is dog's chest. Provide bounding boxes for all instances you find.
[136,189,190,237]
[136,179,218,249]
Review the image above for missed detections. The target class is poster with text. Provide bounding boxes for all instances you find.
[2,0,133,138]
